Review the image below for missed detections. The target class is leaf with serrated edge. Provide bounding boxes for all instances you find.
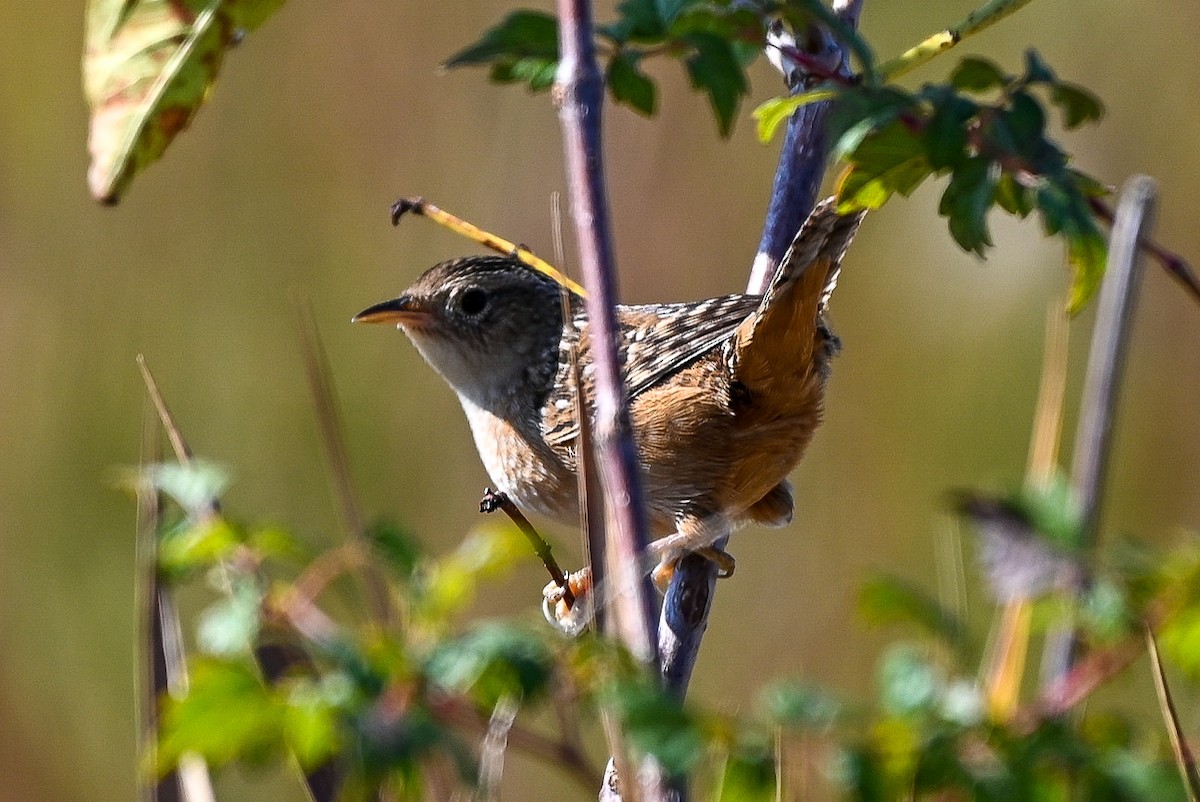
[950,56,1009,93]
[837,123,931,211]
[1051,83,1105,129]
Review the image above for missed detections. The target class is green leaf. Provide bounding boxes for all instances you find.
[608,52,658,116]
[997,89,1047,161]
[1159,606,1200,680]
[1036,179,1109,311]
[157,658,282,771]
[608,680,704,776]
[836,122,932,211]
[144,460,229,516]
[684,32,748,137]
[828,87,917,162]
[281,677,344,768]
[752,88,836,142]
[1069,168,1113,199]
[938,157,997,256]
[197,577,263,656]
[491,57,558,91]
[760,681,841,730]
[1079,579,1132,643]
[1015,473,1084,552]
[444,11,558,68]
[1064,223,1108,313]
[716,751,776,802]
[426,623,553,707]
[655,0,692,25]
[1022,48,1057,84]
[858,575,970,656]
[877,644,940,716]
[949,56,1009,93]
[922,90,977,170]
[605,0,667,42]
[831,746,886,801]
[84,0,287,203]
[158,516,242,578]
[1051,82,1105,128]
[994,173,1034,218]
[366,519,422,579]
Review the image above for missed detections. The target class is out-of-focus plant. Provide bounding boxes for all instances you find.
[93,0,1200,800]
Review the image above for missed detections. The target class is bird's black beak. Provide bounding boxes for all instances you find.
[352,296,431,328]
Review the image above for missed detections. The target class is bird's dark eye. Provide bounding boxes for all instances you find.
[458,288,488,316]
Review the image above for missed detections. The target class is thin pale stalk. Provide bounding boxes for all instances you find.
[1040,175,1157,686]
[1147,627,1200,802]
[554,0,658,668]
[291,296,393,627]
[875,0,1035,81]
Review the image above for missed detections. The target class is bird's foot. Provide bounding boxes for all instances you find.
[650,546,736,591]
[542,567,592,636]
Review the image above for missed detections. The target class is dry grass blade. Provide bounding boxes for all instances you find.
[136,378,216,802]
[1146,628,1200,802]
[137,355,195,467]
[291,295,393,627]
[138,355,341,801]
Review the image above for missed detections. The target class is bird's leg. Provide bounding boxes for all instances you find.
[648,512,734,590]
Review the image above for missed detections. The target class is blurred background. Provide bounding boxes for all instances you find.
[1,1,1198,799]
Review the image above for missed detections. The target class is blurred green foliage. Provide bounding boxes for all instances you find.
[30,0,1200,797]
[147,458,1200,800]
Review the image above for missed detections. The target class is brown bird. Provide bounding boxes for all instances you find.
[354,199,865,586]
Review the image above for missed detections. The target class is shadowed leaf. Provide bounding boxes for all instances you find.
[608,51,657,116]
[858,575,971,657]
[684,32,748,137]
[950,56,1009,92]
[938,157,996,255]
[1051,83,1105,129]
[836,120,932,211]
[427,623,554,707]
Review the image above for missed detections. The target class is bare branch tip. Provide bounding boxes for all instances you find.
[390,196,425,226]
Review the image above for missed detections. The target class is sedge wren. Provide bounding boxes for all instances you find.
[354,199,865,586]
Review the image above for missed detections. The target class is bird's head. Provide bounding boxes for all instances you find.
[354,255,569,413]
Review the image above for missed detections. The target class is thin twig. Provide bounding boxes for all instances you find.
[137,396,215,802]
[1087,196,1200,304]
[291,543,370,606]
[660,0,865,708]
[554,0,658,668]
[874,0,1035,81]
[1146,627,1200,802]
[1041,176,1157,686]
[292,295,393,627]
[137,355,196,468]
[137,356,340,801]
[480,488,573,605]
[390,196,587,297]
[555,5,665,800]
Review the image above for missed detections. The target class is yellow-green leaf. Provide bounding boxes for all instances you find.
[752,88,836,143]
